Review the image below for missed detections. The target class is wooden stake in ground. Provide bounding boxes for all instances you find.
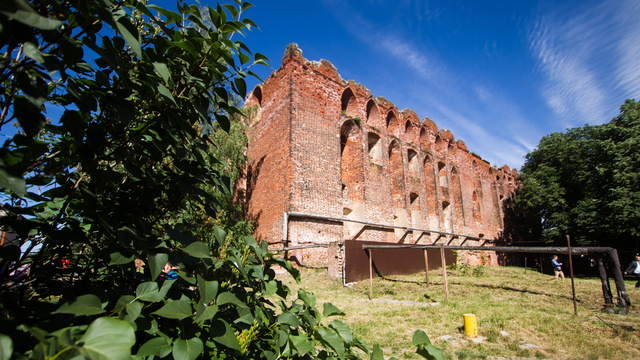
[567,235,577,315]
[424,249,429,287]
[369,249,373,300]
[440,244,449,301]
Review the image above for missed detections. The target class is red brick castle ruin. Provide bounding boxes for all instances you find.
[241,44,517,278]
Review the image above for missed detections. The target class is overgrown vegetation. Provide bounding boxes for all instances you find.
[515,99,640,251]
[0,1,444,359]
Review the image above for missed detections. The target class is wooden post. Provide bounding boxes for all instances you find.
[440,244,449,301]
[369,249,373,300]
[423,249,430,287]
[524,257,527,273]
[567,235,578,315]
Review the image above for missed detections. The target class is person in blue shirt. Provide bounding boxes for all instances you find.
[549,255,565,281]
[623,254,640,289]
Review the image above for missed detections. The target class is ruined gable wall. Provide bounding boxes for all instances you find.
[243,44,517,267]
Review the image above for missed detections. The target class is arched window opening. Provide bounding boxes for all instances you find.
[472,190,482,223]
[341,120,365,237]
[405,121,414,142]
[451,166,465,229]
[423,153,436,220]
[389,140,407,240]
[366,100,381,127]
[407,149,418,177]
[420,127,429,149]
[435,135,445,153]
[248,86,262,106]
[341,88,357,117]
[387,112,401,137]
[368,132,383,166]
[442,201,450,209]
[438,161,447,187]
[389,141,405,210]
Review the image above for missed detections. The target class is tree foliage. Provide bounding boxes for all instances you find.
[0,0,442,359]
[515,99,640,250]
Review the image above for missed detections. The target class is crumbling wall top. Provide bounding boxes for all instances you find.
[456,139,468,152]
[423,118,438,133]
[283,43,304,64]
[439,129,455,142]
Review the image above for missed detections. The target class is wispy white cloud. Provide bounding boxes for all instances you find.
[320,0,538,167]
[528,0,640,127]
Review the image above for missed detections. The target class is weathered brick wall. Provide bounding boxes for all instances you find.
[242,44,517,272]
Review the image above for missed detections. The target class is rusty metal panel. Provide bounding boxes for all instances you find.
[344,240,456,283]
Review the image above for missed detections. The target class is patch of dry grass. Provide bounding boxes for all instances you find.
[274,265,640,359]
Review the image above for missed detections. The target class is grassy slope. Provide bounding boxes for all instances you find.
[276,265,640,360]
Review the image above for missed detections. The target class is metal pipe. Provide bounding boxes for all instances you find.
[277,244,329,251]
[361,244,613,255]
[286,211,488,241]
[567,235,578,315]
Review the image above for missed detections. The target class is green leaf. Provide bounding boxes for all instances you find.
[167,228,197,245]
[23,42,44,63]
[114,296,142,324]
[234,77,246,98]
[137,337,172,357]
[174,40,198,57]
[195,302,218,324]
[183,242,211,258]
[54,294,105,316]
[173,338,203,360]
[136,279,176,302]
[108,252,134,265]
[78,317,135,360]
[411,330,432,346]
[277,313,299,327]
[298,289,316,307]
[153,63,170,84]
[2,10,62,30]
[151,300,193,320]
[217,292,247,308]
[210,319,240,350]
[330,320,353,343]
[213,225,227,245]
[148,252,168,281]
[157,83,177,106]
[416,344,445,360]
[0,160,26,196]
[290,334,313,355]
[197,275,218,304]
[13,97,45,137]
[371,344,384,360]
[0,334,13,360]
[352,337,370,356]
[315,327,344,359]
[114,17,141,58]
[323,302,345,317]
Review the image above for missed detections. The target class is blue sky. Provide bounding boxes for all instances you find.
[4,0,639,170]
[223,0,640,169]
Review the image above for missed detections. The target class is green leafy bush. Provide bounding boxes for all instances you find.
[0,0,444,359]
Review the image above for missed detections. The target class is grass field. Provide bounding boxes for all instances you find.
[274,264,640,360]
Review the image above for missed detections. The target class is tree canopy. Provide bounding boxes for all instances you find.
[515,99,640,251]
[0,1,444,359]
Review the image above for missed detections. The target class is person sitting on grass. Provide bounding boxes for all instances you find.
[548,255,564,281]
[623,254,640,289]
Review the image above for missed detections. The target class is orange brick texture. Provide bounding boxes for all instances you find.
[242,44,517,275]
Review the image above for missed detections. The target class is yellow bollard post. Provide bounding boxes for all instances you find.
[463,314,478,338]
